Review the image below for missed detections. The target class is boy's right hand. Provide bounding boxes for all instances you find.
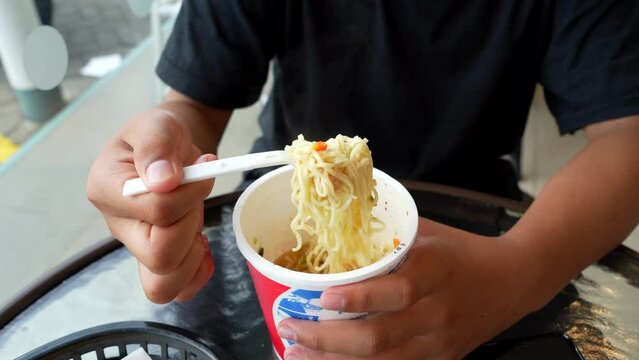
[87,109,215,303]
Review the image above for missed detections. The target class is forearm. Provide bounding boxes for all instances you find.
[506,118,639,310]
[156,89,232,154]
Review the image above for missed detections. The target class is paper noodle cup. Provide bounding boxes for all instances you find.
[233,165,418,359]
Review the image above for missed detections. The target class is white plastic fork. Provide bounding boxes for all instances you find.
[122,150,291,196]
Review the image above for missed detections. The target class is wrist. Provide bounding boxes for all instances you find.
[497,233,556,314]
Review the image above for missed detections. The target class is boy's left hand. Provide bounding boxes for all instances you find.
[278,219,541,360]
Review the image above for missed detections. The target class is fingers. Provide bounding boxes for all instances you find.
[89,145,215,228]
[278,309,425,357]
[320,240,440,313]
[87,113,220,305]
[128,152,215,227]
[138,231,209,304]
[280,305,459,359]
[105,207,202,274]
[283,336,446,360]
[175,235,215,302]
[111,179,214,227]
[320,274,421,312]
[104,153,215,303]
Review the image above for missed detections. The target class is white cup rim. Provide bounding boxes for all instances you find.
[233,165,419,289]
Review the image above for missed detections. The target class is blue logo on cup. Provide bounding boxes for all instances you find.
[272,288,368,349]
[273,289,323,347]
[276,289,323,321]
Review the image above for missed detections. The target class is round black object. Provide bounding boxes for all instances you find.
[16,321,233,360]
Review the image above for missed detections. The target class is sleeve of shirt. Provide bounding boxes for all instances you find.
[540,0,639,134]
[156,0,281,109]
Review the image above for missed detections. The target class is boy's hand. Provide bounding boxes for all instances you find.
[278,219,540,359]
[87,109,215,303]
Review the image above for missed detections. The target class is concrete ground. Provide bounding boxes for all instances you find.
[0,2,637,312]
[0,0,149,145]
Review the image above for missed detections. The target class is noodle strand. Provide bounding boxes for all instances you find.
[285,134,391,273]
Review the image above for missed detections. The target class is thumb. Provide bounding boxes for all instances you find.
[143,158,182,193]
[123,111,191,193]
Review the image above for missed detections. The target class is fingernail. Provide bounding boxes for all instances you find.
[194,154,208,164]
[284,346,304,360]
[195,153,216,164]
[146,160,174,184]
[278,325,297,342]
[285,354,300,360]
[321,293,345,311]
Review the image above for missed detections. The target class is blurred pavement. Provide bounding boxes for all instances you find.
[0,0,149,145]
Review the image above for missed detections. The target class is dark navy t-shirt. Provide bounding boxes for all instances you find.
[156,0,639,199]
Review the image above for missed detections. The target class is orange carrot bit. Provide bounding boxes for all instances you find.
[312,141,328,151]
[393,238,401,248]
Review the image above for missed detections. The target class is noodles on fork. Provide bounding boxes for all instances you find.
[284,134,390,273]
